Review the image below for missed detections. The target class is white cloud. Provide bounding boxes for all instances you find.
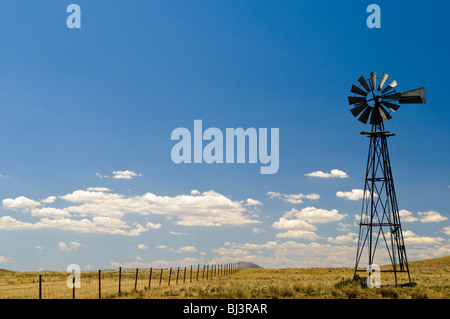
[190,190,200,195]
[272,217,317,231]
[0,256,13,264]
[0,188,260,236]
[86,187,113,192]
[267,191,320,204]
[272,207,345,240]
[336,189,376,201]
[57,189,259,227]
[137,244,147,250]
[337,222,353,231]
[41,196,57,204]
[305,169,349,179]
[146,222,162,229]
[244,198,263,206]
[402,230,445,245]
[170,246,197,253]
[36,246,44,250]
[112,170,142,180]
[283,207,347,224]
[0,215,149,236]
[95,173,109,179]
[2,196,40,209]
[30,207,70,218]
[442,226,450,236]
[418,211,448,223]
[169,231,188,236]
[212,241,356,268]
[327,232,358,244]
[275,230,322,240]
[58,241,82,252]
[399,209,418,222]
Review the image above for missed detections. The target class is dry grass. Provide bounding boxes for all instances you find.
[118,256,450,299]
[1,256,449,299]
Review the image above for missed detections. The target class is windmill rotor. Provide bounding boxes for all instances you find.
[348,72,426,125]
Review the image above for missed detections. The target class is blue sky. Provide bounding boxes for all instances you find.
[0,1,448,271]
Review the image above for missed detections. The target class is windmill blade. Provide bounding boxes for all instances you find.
[381,80,397,94]
[350,102,369,117]
[381,92,400,101]
[378,73,388,91]
[378,105,392,122]
[370,105,381,125]
[381,101,400,112]
[370,72,377,91]
[358,106,372,124]
[348,96,366,105]
[398,87,426,104]
[358,76,371,92]
[351,84,368,96]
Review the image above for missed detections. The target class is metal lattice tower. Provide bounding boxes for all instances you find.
[347,72,426,286]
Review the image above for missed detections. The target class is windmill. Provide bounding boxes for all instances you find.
[348,72,426,286]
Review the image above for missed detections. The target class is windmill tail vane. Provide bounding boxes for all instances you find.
[348,71,426,286]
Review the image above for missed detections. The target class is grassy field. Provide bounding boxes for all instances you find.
[117,255,450,299]
[1,255,449,299]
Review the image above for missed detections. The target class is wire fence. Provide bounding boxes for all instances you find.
[0,261,262,299]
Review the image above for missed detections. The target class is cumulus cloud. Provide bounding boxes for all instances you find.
[137,244,148,250]
[275,230,322,240]
[2,196,40,209]
[0,256,13,264]
[211,241,356,268]
[283,207,347,224]
[41,196,57,204]
[272,217,317,231]
[336,189,376,201]
[169,231,188,236]
[272,207,346,240]
[399,209,418,222]
[112,170,142,180]
[244,198,263,206]
[58,241,82,252]
[327,232,358,244]
[442,226,450,236]
[418,211,448,223]
[86,187,113,192]
[402,230,445,245]
[267,191,320,204]
[0,189,259,236]
[30,207,71,218]
[305,169,349,179]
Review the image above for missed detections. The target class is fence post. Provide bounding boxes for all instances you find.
[168,268,172,286]
[99,270,101,299]
[134,268,139,292]
[190,265,192,283]
[118,267,122,295]
[39,274,42,299]
[211,265,213,280]
[183,267,186,283]
[206,265,209,280]
[148,268,152,289]
[72,270,75,299]
[159,268,163,286]
[202,265,205,280]
[176,267,180,284]
[196,264,200,281]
